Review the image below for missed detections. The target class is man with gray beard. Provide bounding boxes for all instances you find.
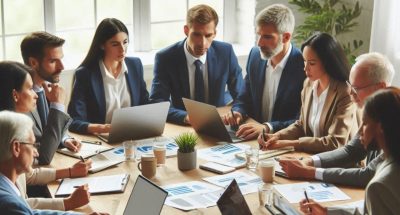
[223,4,305,140]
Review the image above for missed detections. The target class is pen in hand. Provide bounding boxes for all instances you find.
[79,156,86,163]
[230,109,238,130]
[260,128,266,150]
[304,190,312,212]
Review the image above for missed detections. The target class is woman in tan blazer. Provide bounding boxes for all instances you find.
[258,33,358,153]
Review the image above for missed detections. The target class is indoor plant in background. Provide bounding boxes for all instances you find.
[289,0,363,63]
[175,132,198,171]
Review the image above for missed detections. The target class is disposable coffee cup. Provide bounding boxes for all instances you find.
[259,159,275,183]
[153,144,166,166]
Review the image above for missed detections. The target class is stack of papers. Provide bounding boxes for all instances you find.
[57,141,113,159]
[235,147,294,160]
[162,181,223,211]
[89,147,126,173]
[273,182,351,203]
[203,171,263,195]
[198,143,250,168]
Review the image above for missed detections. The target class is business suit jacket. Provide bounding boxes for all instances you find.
[150,39,244,124]
[68,57,149,134]
[29,108,71,165]
[277,78,358,153]
[232,45,305,132]
[17,168,64,210]
[0,175,73,215]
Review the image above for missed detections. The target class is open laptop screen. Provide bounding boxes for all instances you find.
[123,175,168,215]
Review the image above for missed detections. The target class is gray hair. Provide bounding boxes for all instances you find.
[0,111,33,162]
[355,52,395,85]
[255,4,295,34]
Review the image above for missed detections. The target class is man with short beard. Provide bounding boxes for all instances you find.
[223,4,305,140]
[20,32,81,165]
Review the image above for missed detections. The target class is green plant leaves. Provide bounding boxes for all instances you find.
[174,132,198,153]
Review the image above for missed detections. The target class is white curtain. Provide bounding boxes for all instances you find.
[369,0,400,86]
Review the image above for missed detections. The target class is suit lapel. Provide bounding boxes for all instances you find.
[30,110,42,132]
[207,46,217,104]
[319,79,338,134]
[125,61,136,106]
[91,64,106,120]
[178,41,191,99]
[303,80,313,135]
[255,59,267,118]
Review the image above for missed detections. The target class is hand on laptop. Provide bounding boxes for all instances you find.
[184,115,191,125]
[87,123,111,134]
[235,122,267,140]
[222,111,242,127]
[64,184,90,210]
[278,158,316,179]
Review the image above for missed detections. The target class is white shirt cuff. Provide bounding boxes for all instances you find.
[315,168,324,180]
[263,122,274,133]
[311,155,322,167]
[50,102,65,112]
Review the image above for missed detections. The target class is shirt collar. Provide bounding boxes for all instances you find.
[0,172,21,196]
[184,40,207,65]
[312,80,330,98]
[99,60,128,79]
[267,43,292,70]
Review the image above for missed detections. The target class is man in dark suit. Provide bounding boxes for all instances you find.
[223,4,305,140]
[279,52,395,187]
[20,32,80,165]
[150,4,243,124]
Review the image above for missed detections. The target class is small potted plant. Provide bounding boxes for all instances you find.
[174,132,198,171]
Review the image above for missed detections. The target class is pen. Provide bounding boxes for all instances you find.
[262,128,266,141]
[304,190,312,212]
[79,156,86,163]
[82,140,102,145]
[230,109,238,129]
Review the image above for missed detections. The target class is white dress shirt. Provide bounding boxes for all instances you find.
[183,40,209,103]
[99,60,131,123]
[262,43,292,123]
[308,81,329,137]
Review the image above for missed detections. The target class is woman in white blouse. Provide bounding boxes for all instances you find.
[258,32,358,153]
[299,87,400,214]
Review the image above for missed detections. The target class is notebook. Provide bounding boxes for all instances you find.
[88,147,126,173]
[217,179,252,215]
[182,98,244,143]
[98,102,170,143]
[123,175,168,215]
[57,141,113,159]
[55,173,129,197]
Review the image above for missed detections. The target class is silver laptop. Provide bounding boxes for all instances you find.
[100,102,170,143]
[182,98,244,143]
[123,175,168,215]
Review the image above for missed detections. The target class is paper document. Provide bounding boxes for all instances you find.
[203,171,263,195]
[135,136,178,157]
[198,143,250,168]
[55,173,129,197]
[57,141,113,159]
[162,181,223,211]
[89,147,126,173]
[273,182,351,203]
[235,147,294,160]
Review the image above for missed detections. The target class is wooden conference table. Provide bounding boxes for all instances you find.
[48,109,364,215]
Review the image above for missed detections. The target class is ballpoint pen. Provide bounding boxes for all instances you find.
[230,109,238,130]
[82,140,102,145]
[304,190,312,212]
[79,155,86,163]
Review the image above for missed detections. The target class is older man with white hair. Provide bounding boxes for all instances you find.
[278,52,395,187]
[0,111,107,215]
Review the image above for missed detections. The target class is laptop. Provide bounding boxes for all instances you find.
[182,98,244,143]
[99,102,170,143]
[217,179,252,215]
[123,175,168,215]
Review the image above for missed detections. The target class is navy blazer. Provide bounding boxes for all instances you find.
[150,39,244,124]
[68,57,149,134]
[232,45,305,132]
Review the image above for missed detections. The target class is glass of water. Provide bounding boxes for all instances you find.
[245,147,259,170]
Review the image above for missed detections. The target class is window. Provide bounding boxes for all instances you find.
[0,0,234,68]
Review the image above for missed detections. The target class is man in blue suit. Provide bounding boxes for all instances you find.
[150,4,244,124]
[223,4,305,140]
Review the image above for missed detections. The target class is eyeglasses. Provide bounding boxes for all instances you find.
[18,141,36,149]
[346,80,378,96]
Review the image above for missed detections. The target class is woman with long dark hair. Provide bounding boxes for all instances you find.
[68,18,149,134]
[258,32,358,153]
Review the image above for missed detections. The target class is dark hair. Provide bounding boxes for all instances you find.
[364,87,400,164]
[301,32,350,82]
[80,18,129,68]
[186,4,219,28]
[20,31,65,65]
[0,61,33,111]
